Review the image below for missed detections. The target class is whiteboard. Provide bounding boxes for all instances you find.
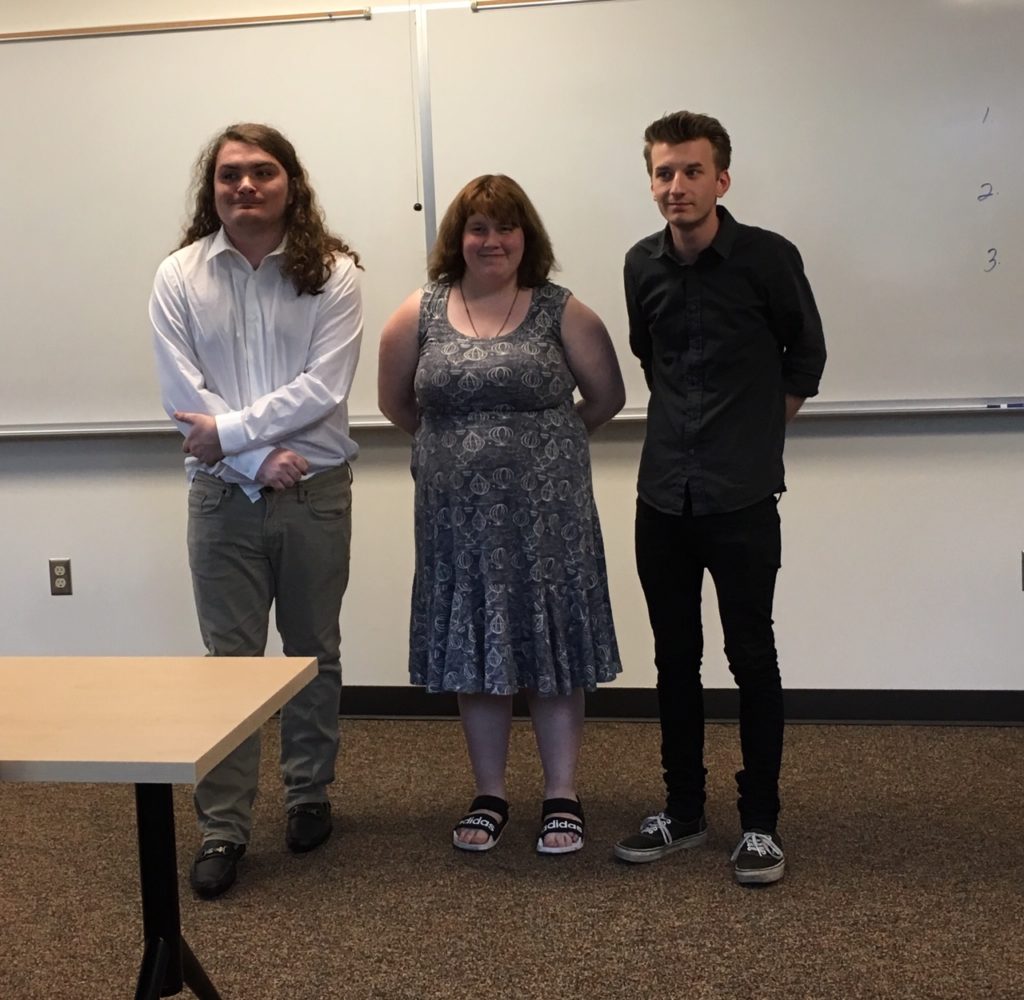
[426,0,1024,408]
[2,0,1022,429]
[0,14,425,427]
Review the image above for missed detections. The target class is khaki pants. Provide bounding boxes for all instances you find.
[186,465,352,845]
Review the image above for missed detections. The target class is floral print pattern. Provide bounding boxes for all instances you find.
[408,281,621,695]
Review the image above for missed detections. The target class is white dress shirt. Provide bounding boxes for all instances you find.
[150,228,363,499]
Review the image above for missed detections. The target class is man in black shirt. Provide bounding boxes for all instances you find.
[613,111,826,884]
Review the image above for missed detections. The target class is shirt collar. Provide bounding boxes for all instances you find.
[205,226,287,263]
[652,205,737,263]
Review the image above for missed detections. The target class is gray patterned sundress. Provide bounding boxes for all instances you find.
[408,280,622,696]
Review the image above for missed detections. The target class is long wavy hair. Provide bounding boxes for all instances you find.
[179,123,361,295]
[427,174,556,288]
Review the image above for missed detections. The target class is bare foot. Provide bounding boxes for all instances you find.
[541,813,582,851]
[452,797,508,850]
[455,808,503,847]
[538,796,584,852]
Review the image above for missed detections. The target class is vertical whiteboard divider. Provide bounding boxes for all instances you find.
[415,4,438,251]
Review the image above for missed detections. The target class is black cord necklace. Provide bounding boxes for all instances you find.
[459,281,520,339]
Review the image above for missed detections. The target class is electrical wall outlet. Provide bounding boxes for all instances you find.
[49,558,72,596]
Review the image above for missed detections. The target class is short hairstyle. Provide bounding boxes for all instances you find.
[178,123,361,296]
[642,111,732,175]
[427,174,556,287]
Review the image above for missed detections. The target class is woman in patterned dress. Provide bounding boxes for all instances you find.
[378,175,624,854]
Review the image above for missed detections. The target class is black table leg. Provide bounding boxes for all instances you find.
[134,784,222,999]
[181,938,222,999]
[136,937,170,999]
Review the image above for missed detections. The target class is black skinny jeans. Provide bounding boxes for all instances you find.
[635,495,784,832]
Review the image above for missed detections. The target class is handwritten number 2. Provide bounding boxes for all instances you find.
[985,248,999,272]
[977,183,995,201]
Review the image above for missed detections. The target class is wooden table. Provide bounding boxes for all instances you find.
[0,655,317,999]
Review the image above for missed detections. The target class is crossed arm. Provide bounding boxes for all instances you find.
[171,411,310,490]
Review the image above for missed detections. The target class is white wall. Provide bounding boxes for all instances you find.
[3,417,1024,691]
[4,1,1023,692]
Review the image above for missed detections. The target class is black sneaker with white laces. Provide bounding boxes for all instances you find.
[613,811,708,863]
[731,829,785,885]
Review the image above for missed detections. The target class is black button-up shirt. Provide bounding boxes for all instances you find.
[624,206,826,516]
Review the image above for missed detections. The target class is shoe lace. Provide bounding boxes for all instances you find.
[638,812,673,843]
[730,831,782,861]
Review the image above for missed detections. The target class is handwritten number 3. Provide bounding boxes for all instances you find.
[978,186,998,271]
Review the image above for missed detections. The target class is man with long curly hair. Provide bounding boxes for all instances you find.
[150,123,363,899]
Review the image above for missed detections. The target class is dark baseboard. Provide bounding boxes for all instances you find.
[339,686,1024,725]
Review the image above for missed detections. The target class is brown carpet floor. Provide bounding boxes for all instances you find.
[1,720,1021,1000]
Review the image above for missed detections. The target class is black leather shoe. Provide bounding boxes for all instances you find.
[286,802,332,853]
[190,840,246,899]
